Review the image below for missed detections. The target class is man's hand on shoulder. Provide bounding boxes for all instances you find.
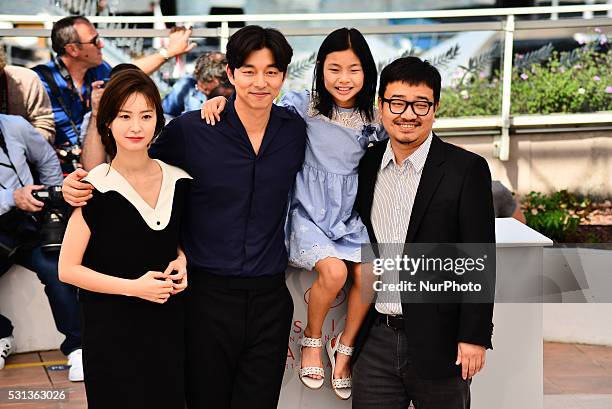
[62,169,94,207]
[456,342,486,380]
[13,185,45,212]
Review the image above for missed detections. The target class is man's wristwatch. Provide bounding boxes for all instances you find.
[158,47,170,60]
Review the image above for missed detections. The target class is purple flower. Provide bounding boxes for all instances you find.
[520,73,529,80]
[574,64,583,70]
[594,27,602,33]
[606,86,612,94]
[594,75,601,81]
[600,36,608,46]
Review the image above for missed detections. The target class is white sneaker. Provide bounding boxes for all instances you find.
[0,335,15,370]
[67,348,84,382]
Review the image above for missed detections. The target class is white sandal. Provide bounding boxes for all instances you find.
[298,336,325,390]
[326,331,354,400]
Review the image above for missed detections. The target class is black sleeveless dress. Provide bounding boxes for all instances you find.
[80,161,191,409]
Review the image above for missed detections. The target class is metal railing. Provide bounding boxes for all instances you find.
[1,4,612,160]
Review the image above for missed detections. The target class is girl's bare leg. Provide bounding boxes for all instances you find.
[332,262,375,380]
[302,257,348,380]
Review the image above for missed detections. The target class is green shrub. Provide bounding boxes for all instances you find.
[439,76,501,117]
[512,47,612,114]
[521,190,592,242]
[437,39,612,117]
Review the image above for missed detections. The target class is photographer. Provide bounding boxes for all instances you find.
[35,16,196,173]
[161,51,231,119]
[0,113,82,381]
[0,46,55,143]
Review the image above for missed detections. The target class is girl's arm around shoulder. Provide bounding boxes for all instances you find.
[278,89,311,118]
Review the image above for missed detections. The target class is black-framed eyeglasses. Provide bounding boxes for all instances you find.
[382,98,434,116]
[73,34,102,47]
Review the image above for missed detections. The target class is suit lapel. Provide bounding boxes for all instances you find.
[405,134,446,243]
[360,141,387,244]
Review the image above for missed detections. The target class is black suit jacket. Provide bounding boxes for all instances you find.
[352,134,495,380]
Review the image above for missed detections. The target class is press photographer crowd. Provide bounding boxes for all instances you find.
[0,16,232,376]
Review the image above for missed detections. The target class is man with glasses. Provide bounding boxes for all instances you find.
[352,56,495,409]
[34,16,195,173]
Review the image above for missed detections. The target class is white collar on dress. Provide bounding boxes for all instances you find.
[83,159,192,231]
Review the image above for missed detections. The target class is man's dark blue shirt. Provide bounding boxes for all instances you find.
[149,98,307,277]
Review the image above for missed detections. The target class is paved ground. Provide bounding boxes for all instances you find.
[1,342,611,408]
[0,350,85,408]
[544,342,612,409]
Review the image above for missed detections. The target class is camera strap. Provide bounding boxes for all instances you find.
[32,62,81,139]
[0,70,8,115]
[54,56,92,112]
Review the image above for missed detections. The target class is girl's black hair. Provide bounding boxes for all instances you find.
[312,28,377,122]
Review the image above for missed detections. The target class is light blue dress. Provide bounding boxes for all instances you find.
[281,90,382,270]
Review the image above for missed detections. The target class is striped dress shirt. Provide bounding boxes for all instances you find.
[371,133,433,315]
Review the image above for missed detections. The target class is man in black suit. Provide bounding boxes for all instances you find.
[351,57,495,409]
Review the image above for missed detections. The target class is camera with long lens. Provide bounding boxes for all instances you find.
[31,186,69,253]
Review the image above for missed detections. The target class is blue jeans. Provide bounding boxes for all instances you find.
[353,319,471,409]
[13,245,81,355]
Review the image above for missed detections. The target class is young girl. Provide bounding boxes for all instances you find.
[203,28,380,400]
[59,69,191,408]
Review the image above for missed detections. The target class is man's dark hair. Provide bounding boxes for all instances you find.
[313,27,377,122]
[225,25,293,75]
[378,56,442,105]
[51,15,91,56]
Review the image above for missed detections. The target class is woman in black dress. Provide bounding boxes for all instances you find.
[59,69,191,409]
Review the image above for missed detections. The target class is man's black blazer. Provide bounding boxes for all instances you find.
[352,134,495,380]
